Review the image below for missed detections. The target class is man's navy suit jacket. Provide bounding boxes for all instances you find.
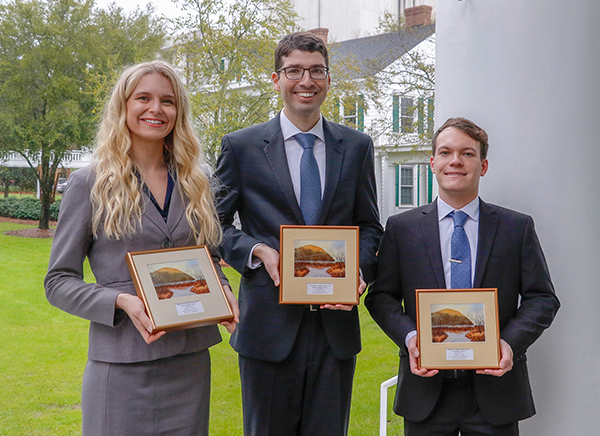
[365,200,559,426]
[214,114,383,362]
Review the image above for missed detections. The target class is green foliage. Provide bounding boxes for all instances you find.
[0,166,37,196]
[0,197,60,220]
[0,225,403,435]
[172,0,299,168]
[0,0,166,228]
[86,2,169,121]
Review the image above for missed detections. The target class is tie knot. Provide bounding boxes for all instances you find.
[449,210,469,228]
[295,133,316,150]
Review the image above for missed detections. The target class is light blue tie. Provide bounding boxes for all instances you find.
[449,210,472,289]
[295,133,321,225]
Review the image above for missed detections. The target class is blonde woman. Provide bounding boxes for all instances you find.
[45,61,238,436]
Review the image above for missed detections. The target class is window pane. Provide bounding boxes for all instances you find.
[401,97,414,133]
[343,97,357,128]
[399,166,414,205]
[401,187,413,205]
[401,167,413,185]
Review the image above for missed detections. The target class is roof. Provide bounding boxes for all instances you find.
[329,22,435,78]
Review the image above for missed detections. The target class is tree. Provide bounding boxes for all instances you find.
[329,244,346,264]
[0,0,165,229]
[367,14,435,150]
[0,167,26,197]
[322,14,435,151]
[321,48,380,132]
[171,0,298,168]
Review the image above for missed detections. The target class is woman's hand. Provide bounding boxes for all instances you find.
[219,284,239,334]
[116,293,166,344]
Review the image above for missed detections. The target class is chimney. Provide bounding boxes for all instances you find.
[405,5,432,28]
[308,28,329,44]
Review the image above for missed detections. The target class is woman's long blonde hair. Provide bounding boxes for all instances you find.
[90,61,222,247]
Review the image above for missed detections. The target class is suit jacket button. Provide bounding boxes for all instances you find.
[162,240,173,249]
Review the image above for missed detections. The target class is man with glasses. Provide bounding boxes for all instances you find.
[214,31,383,436]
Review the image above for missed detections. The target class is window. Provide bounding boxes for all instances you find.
[396,165,415,206]
[401,97,414,133]
[342,95,365,131]
[394,96,433,135]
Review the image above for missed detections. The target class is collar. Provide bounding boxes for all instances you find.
[437,196,480,222]
[279,110,325,143]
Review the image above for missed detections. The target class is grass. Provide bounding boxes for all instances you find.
[3,192,35,198]
[0,222,403,435]
[1,192,62,200]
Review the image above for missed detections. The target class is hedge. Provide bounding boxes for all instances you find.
[0,197,61,221]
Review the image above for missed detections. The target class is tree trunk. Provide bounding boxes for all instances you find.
[39,190,51,229]
[38,155,51,230]
[3,182,9,198]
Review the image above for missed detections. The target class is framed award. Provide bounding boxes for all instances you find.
[279,225,359,305]
[416,288,500,370]
[126,245,234,333]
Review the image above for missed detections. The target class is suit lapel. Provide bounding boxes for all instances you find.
[166,182,185,236]
[262,114,305,224]
[420,202,447,289]
[473,199,499,288]
[319,119,344,224]
[142,177,185,241]
[142,191,170,239]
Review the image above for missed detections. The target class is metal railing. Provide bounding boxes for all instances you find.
[380,375,398,436]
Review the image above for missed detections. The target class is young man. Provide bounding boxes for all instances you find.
[214,32,383,436]
[365,117,560,435]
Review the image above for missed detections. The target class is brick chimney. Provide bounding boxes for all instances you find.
[405,5,432,28]
[308,28,329,44]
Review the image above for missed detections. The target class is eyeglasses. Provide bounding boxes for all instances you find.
[276,67,329,80]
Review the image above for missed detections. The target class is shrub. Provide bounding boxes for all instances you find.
[0,197,61,221]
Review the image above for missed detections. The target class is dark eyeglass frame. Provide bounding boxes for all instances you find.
[276,66,330,80]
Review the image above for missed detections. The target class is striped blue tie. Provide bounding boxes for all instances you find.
[449,210,472,289]
[295,133,321,225]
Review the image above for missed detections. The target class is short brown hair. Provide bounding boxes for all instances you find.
[274,32,329,72]
[432,117,489,160]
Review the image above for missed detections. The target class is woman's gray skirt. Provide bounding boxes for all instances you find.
[81,350,210,436]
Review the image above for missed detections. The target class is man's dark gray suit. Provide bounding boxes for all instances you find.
[365,199,560,427]
[214,113,383,433]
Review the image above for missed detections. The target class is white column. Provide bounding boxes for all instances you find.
[387,161,398,220]
[436,1,600,433]
[380,152,389,223]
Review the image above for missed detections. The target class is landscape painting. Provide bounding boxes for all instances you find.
[430,303,486,343]
[293,239,346,278]
[147,259,209,300]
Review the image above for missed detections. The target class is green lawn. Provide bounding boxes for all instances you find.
[1,192,62,200]
[0,222,403,435]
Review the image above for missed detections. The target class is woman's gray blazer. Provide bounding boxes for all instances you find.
[45,165,225,363]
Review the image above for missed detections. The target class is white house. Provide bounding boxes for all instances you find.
[325,19,435,224]
[1,150,92,169]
